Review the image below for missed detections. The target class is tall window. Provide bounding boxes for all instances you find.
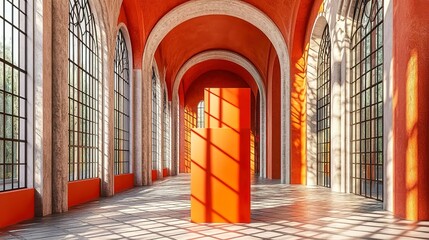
[152,68,161,172]
[351,0,384,200]
[162,90,170,173]
[0,0,27,191]
[68,0,100,181]
[114,30,130,175]
[197,100,204,128]
[183,106,195,173]
[316,26,331,188]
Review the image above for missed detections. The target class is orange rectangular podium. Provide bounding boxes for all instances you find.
[191,128,251,223]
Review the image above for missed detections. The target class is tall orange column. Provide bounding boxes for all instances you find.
[393,0,429,220]
[191,88,251,223]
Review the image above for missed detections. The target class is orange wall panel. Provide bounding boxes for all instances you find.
[191,128,251,223]
[393,0,429,221]
[68,178,100,208]
[114,174,134,194]
[151,170,158,182]
[0,189,34,228]
[267,59,281,179]
[204,88,251,130]
[163,168,169,177]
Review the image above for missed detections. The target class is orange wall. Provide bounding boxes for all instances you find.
[267,58,281,179]
[393,0,429,221]
[163,168,169,177]
[151,170,158,182]
[0,189,34,228]
[68,178,100,208]
[114,174,134,194]
[289,0,320,184]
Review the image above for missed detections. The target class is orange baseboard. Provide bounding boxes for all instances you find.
[163,168,169,177]
[114,173,134,194]
[152,170,157,182]
[0,188,35,228]
[68,178,100,208]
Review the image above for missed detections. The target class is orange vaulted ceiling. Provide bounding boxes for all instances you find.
[159,15,272,92]
[120,0,299,49]
[181,59,258,96]
[119,0,316,94]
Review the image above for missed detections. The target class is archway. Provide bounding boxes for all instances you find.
[141,0,291,182]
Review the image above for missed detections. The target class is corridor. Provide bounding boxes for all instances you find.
[1,175,428,240]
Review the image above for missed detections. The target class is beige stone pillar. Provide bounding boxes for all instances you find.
[51,0,69,213]
[142,68,152,185]
[33,0,53,217]
[101,36,115,197]
[133,70,143,186]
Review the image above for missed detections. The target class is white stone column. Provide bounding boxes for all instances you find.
[101,36,115,197]
[32,0,53,217]
[383,0,394,213]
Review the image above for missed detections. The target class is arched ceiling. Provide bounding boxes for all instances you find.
[181,59,258,96]
[159,15,272,92]
[119,0,315,95]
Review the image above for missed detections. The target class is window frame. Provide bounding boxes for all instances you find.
[68,0,100,181]
[316,25,332,188]
[197,100,204,129]
[0,0,29,192]
[113,29,131,175]
[350,0,384,201]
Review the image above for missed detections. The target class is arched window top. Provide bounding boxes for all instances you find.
[352,0,383,36]
[152,66,159,99]
[163,88,168,112]
[114,29,131,175]
[69,0,99,77]
[69,0,98,44]
[317,26,331,79]
[114,30,129,84]
[197,100,205,128]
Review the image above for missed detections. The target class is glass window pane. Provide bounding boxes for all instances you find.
[350,0,384,201]
[68,0,99,181]
[316,26,331,188]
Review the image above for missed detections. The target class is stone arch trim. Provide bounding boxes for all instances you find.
[172,50,267,178]
[142,0,291,182]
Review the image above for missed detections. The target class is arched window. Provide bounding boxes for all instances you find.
[114,30,130,175]
[197,100,205,128]
[68,0,100,181]
[152,68,161,173]
[163,89,170,173]
[316,26,331,188]
[0,0,28,191]
[351,0,383,200]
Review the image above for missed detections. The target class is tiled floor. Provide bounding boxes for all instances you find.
[1,174,429,239]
